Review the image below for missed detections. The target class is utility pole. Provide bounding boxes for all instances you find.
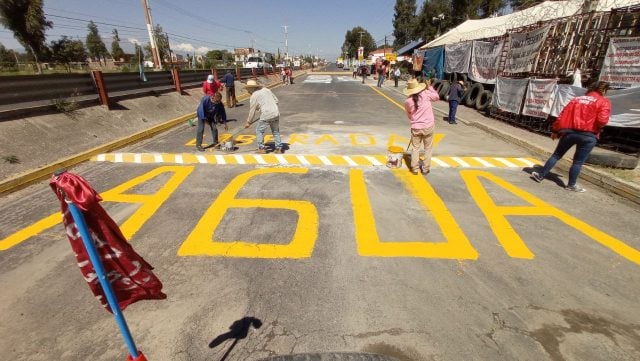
[140,0,161,70]
[282,24,289,66]
[359,31,365,47]
[384,35,387,56]
[165,32,173,68]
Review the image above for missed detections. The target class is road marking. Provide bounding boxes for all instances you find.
[91,153,540,170]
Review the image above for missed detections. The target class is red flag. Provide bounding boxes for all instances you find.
[50,172,166,313]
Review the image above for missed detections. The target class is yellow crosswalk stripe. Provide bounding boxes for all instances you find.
[91,153,540,169]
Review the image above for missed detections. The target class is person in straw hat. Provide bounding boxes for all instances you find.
[243,80,283,153]
[403,78,440,175]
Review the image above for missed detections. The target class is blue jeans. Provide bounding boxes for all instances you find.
[539,131,597,186]
[377,74,385,87]
[256,117,282,149]
[196,118,218,147]
[448,100,459,122]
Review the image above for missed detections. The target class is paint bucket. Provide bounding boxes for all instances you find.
[221,140,235,152]
[386,146,404,168]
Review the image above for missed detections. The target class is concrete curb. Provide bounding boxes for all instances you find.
[0,74,302,195]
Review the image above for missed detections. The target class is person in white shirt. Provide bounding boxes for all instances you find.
[244,80,283,153]
[393,66,401,88]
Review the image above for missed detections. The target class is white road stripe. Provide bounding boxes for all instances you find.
[275,154,287,164]
[215,155,226,164]
[175,154,184,164]
[432,157,450,167]
[154,153,163,163]
[134,153,142,163]
[296,155,310,165]
[472,157,495,167]
[517,157,536,167]
[494,157,518,167]
[343,156,358,166]
[234,154,245,164]
[254,155,267,164]
[452,157,470,167]
[318,155,332,165]
[196,155,208,164]
[96,154,106,161]
[364,156,383,166]
[115,153,123,163]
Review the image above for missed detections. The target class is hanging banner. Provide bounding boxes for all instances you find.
[492,76,529,114]
[599,37,640,89]
[444,41,472,73]
[504,26,550,73]
[522,79,557,118]
[413,51,424,72]
[550,85,640,128]
[468,40,504,84]
[420,46,444,79]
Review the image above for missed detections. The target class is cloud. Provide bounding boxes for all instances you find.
[128,38,140,45]
[173,43,195,53]
[196,46,210,54]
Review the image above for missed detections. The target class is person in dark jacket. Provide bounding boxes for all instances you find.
[195,92,228,152]
[221,70,237,107]
[531,81,610,192]
[447,80,465,124]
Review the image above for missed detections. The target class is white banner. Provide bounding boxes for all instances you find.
[504,26,550,73]
[599,37,640,89]
[549,85,586,117]
[444,41,472,73]
[492,77,529,114]
[522,79,557,118]
[468,40,504,84]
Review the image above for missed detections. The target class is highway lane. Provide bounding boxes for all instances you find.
[1,71,639,361]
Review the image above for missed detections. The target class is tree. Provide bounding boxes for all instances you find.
[341,27,375,61]
[509,0,544,11]
[0,43,17,66]
[0,0,52,73]
[451,0,506,20]
[111,29,125,61]
[143,24,169,66]
[414,0,453,42]
[50,36,87,72]
[392,0,418,49]
[85,21,108,61]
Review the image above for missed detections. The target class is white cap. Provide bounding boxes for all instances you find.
[207,75,214,83]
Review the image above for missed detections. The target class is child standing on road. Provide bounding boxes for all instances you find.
[403,78,440,175]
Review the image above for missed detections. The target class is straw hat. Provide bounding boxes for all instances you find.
[245,79,262,89]
[403,78,427,96]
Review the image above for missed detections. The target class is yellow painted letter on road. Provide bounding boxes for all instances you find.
[314,134,339,145]
[461,170,640,265]
[178,168,319,258]
[387,133,445,149]
[100,166,194,240]
[234,134,255,145]
[349,133,376,146]
[349,169,478,259]
[0,166,192,251]
[288,133,309,145]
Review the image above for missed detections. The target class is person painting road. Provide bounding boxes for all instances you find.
[531,81,611,192]
[447,80,465,124]
[244,80,283,154]
[403,78,440,175]
[202,74,221,96]
[195,92,228,152]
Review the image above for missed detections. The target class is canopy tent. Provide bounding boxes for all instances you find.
[422,0,640,48]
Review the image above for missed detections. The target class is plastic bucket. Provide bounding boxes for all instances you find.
[386,146,404,168]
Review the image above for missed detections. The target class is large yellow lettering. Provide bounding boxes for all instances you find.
[349,133,376,146]
[0,166,192,251]
[288,133,309,145]
[178,168,319,258]
[461,170,640,264]
[349,168,478,259]
[234,134,255,145]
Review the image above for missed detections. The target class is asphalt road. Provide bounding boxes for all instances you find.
[1,68,639,361]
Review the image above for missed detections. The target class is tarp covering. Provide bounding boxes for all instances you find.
[416,46,445,79]
[444,41,472,73]
[397,39,426,55]
[422,0,640,48]
[468,40,504,84]
[551,85,640,127]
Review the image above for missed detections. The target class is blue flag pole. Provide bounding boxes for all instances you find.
[66,200,140,359]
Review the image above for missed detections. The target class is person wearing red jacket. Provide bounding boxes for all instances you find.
[202,74,222,96]
[531,81,611,192]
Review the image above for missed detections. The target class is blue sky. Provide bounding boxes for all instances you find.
[0,0,422,60]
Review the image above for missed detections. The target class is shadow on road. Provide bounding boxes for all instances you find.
[209,316,263,360]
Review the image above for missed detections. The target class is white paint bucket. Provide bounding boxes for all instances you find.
[386,146,404,168]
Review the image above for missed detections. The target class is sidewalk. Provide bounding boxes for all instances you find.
[381,79,640,205]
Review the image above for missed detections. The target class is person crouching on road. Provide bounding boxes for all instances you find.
[202,74,221,96]
[403,78,440,175]
[243,80,283,154]
[195,92,228,152]
[447,80,465,124]
[531,81,611,192]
